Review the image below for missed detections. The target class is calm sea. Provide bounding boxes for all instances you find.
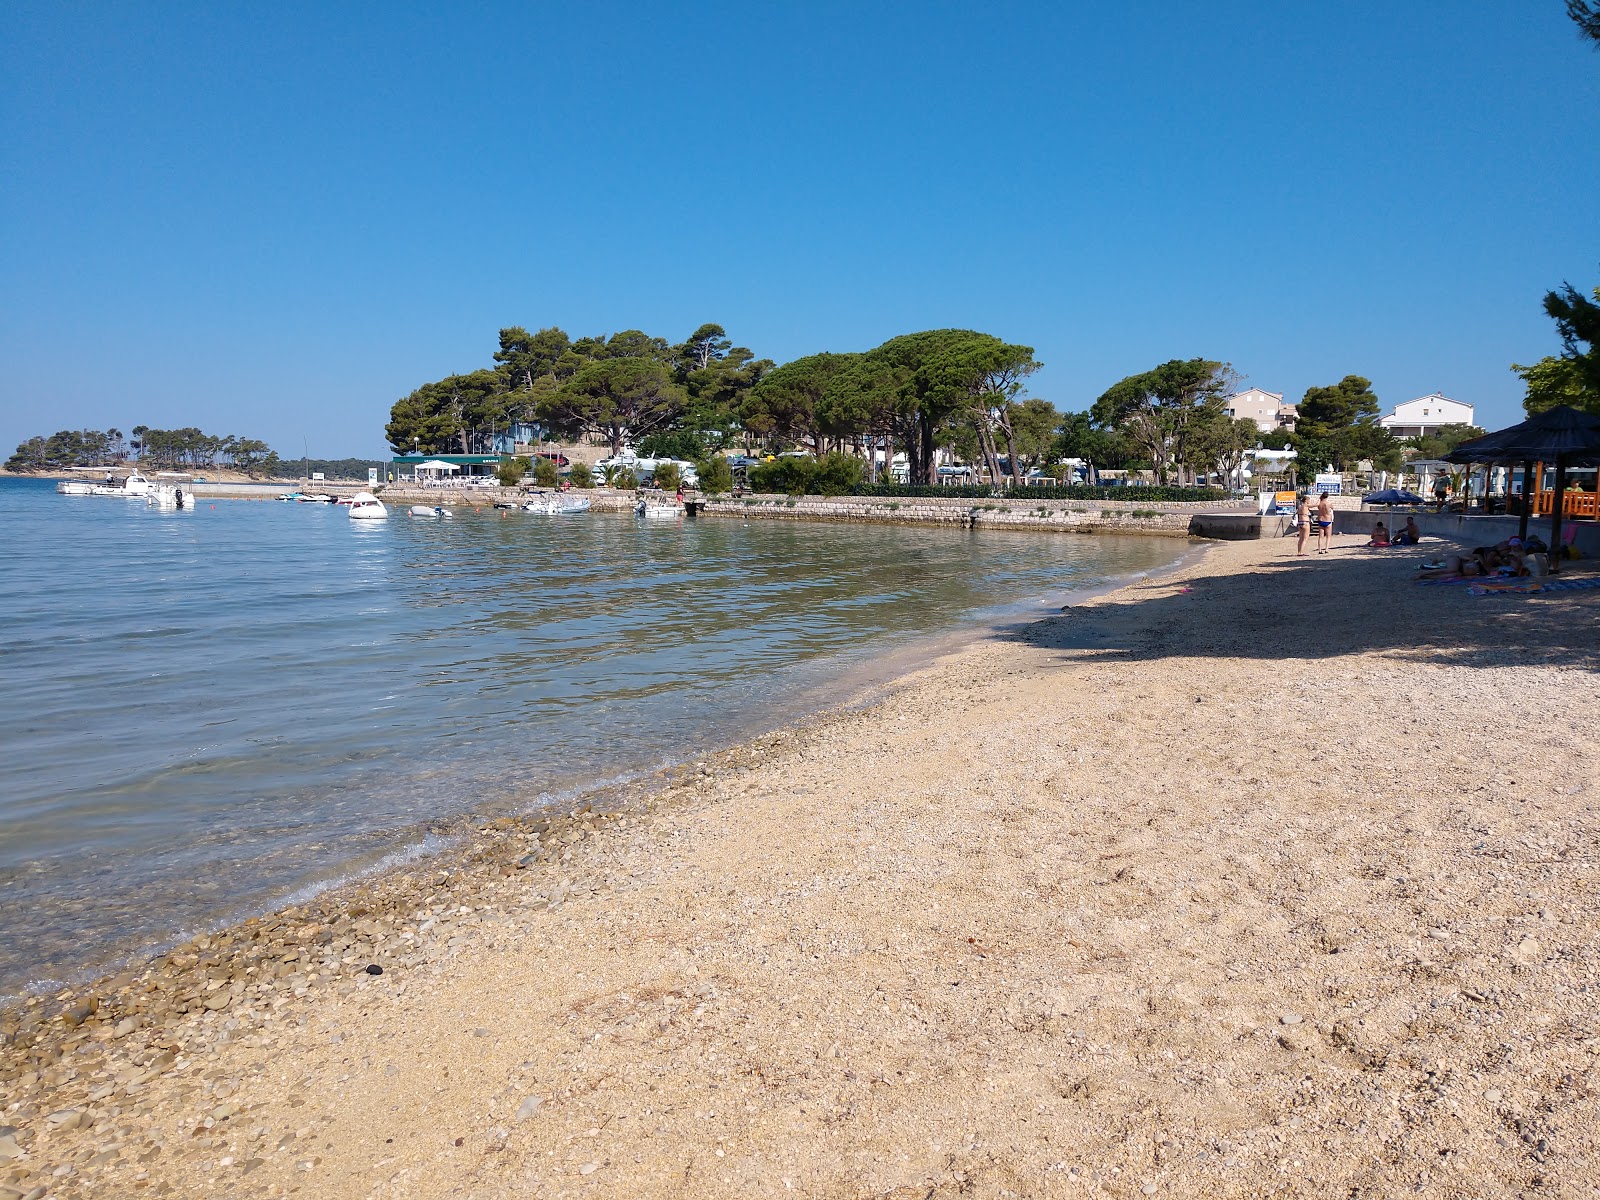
[0,476,1186,995]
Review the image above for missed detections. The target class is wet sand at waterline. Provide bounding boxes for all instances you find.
[5,533,1599,1199]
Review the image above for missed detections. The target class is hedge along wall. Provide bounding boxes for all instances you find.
[851,482,1227,503]
[696,492,1230,536]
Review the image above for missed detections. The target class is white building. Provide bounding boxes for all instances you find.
[1223,388,1295,433]
[1379,393,1474,439]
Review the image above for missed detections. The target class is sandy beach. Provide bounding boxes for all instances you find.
[4,531,1599,1199]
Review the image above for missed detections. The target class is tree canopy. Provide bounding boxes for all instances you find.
[1091,359,1233,484]
[1291,375,1401,472]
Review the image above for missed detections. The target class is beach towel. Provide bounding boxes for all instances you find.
[1467,576,1600,596]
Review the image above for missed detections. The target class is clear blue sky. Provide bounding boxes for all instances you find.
[3,1,1597,459]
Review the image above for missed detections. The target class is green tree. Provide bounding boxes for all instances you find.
[1514,356,1592,414]
[694,455,733,494]
[637,430,709,461]
[1542,281,1600,399]
[1569,1,1600,44]
[1093,359,1231,484]
[1293,375,1399,471]
[745,352,856,453]
[1187,414,1262,488]
[1053,411,1135,481]
[568,461,594,488]
[1408,423,1486,459]
[543,358,685,454]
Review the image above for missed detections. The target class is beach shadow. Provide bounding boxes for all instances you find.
[999,546,1600,673]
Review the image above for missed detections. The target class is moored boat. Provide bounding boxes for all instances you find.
[57,470,155,497]
[348,492,388,520]
[410,504,452,518]
[522,495,592,515]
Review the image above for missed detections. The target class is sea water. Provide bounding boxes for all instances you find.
[0,477,1186,994]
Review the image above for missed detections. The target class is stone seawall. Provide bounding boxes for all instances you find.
[697,493,1241,537]
[362,487,1247,537]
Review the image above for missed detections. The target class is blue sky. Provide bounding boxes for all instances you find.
[3,1,1596,459]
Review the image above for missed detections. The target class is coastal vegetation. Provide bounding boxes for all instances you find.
[6,426,279,474]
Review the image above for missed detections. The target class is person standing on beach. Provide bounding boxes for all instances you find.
[1295,493,1311,556]
[1316,492,1334,553]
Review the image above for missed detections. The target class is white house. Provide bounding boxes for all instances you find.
[1224,388,1295,433]
[1379,393,1474,439]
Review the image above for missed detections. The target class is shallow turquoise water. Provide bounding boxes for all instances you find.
[0,476,1186,994]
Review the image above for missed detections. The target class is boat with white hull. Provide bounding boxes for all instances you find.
[522,495,592,515]
[57,470,155,497]
[349,492,388,519]
[410,504,453,518]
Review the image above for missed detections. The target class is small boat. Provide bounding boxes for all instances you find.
[635,499,683,519]
[276,491,306,501]
[523,495,593,515]
[297,493,337,504]
[147,484,193,510]
[57,470,156,497]
[410,504,453,518]
[349,492,388,520]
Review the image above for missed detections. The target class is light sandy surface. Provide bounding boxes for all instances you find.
[5,532,1600,1199]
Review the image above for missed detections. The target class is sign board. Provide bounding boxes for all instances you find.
[1314,474,1342,496]
[311,472,325,481]
[1273,490,1298,515]
[367,467,379,486]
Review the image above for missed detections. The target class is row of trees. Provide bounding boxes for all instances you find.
[389,323,1436,488]
[5,426,278,473]
[388,324,1067,485]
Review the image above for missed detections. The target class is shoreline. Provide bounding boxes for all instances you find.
[5,532,1598,1197]
[1,539,1204,1004]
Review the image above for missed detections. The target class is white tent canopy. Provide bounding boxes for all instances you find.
[415,460,461,473]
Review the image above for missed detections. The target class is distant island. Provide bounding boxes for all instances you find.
[3,425,378,481]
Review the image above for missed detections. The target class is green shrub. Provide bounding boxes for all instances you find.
[606,465,637,489]
[695,455,733,495]
[748,452,864,497]
[496,456,532,487]
[851,482,1224,502]
[569,462,594,488]
[653,461,683,492]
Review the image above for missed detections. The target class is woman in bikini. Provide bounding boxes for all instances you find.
[1295,494,1311,556]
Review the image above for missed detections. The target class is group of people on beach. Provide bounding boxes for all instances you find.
[1416,535,1549,580]
[1294,492,1335,555]
[1366,516,1421,548]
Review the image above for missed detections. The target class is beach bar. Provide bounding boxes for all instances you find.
[1444,405,1600,568]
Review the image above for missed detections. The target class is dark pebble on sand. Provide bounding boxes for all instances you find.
[365,964,383,975]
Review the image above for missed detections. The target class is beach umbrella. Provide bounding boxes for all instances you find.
[1365,488,1427,505]
[1444,405,1600,558]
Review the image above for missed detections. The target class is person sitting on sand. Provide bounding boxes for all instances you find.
[1392,516,1422,545]
[1368,521,1390,547]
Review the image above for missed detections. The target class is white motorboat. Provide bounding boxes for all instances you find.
[348,492,388,520]
[522,495,592,515]
[147,484,193,510]
[57,469,156,497]
[410,504,453,518]
[635,499,683,519]
[297,493,336,504]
